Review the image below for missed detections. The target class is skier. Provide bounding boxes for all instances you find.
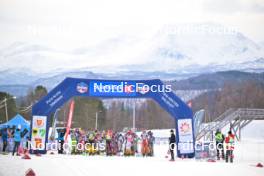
[169,129,176,161]
[111,132,118,155]
[117,133,124,154]
[87,130,96,155]
[12,127,22,156]
[215,129,225,160]
[88,130,96,144]
[141,130,149,157]
[147,131,155,156]
[124,130,134,156]
[225,131,235,163]
[57,128,66,154]
[1,128,8,153]
[106,130,113,156]
[71,133,77,154]
[71,129,80,154]
[95,130,102,155]
[133,133,139,155]
[79,130,86,154]
[100,130,106,155]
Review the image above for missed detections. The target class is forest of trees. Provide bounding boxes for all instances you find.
[104,99,175,131]
[192,80,264,122]
[0,92,17,123]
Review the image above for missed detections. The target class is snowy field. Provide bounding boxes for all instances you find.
[0,121,264,176]
[0,142,263,176]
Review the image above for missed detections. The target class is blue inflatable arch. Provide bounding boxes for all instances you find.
[30,78,195,158]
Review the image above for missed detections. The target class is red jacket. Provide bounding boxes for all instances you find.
[225,134,235,150]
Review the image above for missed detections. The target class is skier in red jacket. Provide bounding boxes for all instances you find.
[225,131,235,163]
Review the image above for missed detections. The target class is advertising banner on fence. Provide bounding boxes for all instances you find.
[31,116,47,150]
[178,118,194,142]
[177,118,194,154]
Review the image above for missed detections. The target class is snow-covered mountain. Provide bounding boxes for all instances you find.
[0,23,263,74]
[0,23,264,96]
[158,24,262,63]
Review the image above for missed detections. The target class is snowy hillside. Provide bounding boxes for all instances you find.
[0,23,263,74]
[130,23,263,73]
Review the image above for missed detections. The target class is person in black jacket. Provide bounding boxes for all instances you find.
[169,129,176,161]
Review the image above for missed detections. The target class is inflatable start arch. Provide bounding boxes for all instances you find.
[30,78,195,158]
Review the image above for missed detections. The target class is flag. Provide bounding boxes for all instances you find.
[50,109,59,140]
[65,100,75,142]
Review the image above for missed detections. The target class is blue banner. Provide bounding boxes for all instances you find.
[89,81,137,97]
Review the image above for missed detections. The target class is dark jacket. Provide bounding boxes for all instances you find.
[1,129,8,142]
[169,133,176,144]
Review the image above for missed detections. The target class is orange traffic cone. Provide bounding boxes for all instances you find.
[25,168,36,176]
[22,154,31,160]
[207,159,216,162]
[256,163,263,168]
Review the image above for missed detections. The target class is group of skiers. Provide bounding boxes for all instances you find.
[1,125,235,163]
[60,128,155,157]
[215,129,235,163]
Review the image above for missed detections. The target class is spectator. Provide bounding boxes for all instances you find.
[169,129,176,161]
[12,127,22,156]
[1,128,8,153]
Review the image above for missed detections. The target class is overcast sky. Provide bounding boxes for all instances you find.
[0,0,264,49]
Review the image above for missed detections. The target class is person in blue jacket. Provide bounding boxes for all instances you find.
[12,127,22,156]
[1,128,8,152]
[57,128,66,154]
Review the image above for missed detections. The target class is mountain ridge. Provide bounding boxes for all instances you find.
[1,23,263,73]
[1,70,263,97]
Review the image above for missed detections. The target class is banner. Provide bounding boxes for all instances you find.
[89,81,137,97]
[31,116,47,150]
[178,119,193,142]
[50,109,60,140]
[177,118,194,154]
[193,109,205,137]
[65,100,75,142]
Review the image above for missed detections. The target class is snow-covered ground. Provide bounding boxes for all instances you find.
[0,142,263,176]
[0,121,264,176]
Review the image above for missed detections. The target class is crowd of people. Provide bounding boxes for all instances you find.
[55,128,155,157]
[0,125,235,162]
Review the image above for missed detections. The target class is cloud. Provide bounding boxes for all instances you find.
[250,2,264,13]
[0,0,263,47]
